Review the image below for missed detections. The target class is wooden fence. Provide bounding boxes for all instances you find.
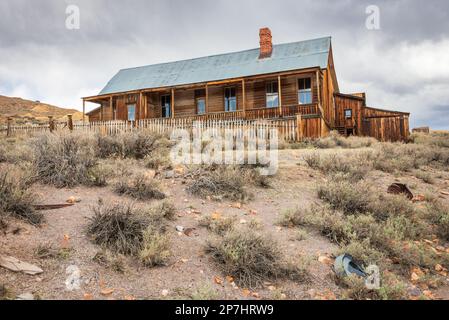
[1,116,306,142]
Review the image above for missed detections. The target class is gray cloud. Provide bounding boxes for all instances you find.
[0,0,448,129]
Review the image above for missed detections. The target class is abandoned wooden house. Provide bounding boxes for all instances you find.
[84,28,410,141]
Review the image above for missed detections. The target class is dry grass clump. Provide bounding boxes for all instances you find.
[313,131,376,149]
[96,132,170,160]
[317,179,371,214]
[152,201,176,221]
[114,173,165,200]
[199,215,236,235]
[92,249,126,273]
[31,132,105,188]
[86,202,149,255]
[0,138,33,164]
[367,194,415,221]
[341,273,408,300]
[421,199,449,241]
[34,243,73,261]
[206,228,309,288]
[187,166,252,201]
[413,170,435,184]
[303,152,371,181]
[412,132,449,148]
[277,208,307,227]
[0,171,42,225]
[86,201,171,267]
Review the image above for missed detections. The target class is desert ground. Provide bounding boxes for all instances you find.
[1,131,449,300]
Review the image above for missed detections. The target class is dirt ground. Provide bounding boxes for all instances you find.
[1,147,449,300]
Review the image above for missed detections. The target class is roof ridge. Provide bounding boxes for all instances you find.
[119,36,332,72]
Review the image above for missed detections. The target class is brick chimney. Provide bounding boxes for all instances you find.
[259,27,273,59]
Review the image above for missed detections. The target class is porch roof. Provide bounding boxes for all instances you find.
[99,37,331,95]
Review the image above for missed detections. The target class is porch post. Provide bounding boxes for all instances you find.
[100,103,103,121]
[144,94,148,119]
[82,99,85,123]
[205,84,209,114]
[110,96,113,121]
[278,75,282,116]
[242,79,246,118]
[171,88,175,118]
[139,92,143,122]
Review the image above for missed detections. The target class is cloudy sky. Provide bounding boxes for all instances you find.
[1,0,448,129]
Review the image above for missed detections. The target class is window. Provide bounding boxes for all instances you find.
[127,104,136,121]
[197,98,206,115]
[224,87,236,112]
[298,78,312,104]
[161,95,171,118]
[344,109,352,119]
[266,81,279,108]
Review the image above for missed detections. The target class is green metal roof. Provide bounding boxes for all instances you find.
[99,37,331,95]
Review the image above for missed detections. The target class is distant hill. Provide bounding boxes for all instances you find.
[0,95,84,124]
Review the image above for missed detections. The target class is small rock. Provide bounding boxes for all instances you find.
[176,226,185,232]
[435,264,444,272]
[164,170,175,179]
[145,170,156,179]
[407,286,422,297]
[16,293,34,300]
[66,196,81,204]
[318,255,333,265]
[161,289,169,297]
[65,265,81,291]
[239,219,247,224]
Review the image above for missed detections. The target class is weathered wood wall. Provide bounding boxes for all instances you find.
[362,115,409,142]
[334,93,364,134]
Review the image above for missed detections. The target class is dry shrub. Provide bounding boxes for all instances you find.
[303,152,372,181]
[114,174,165,200]
[31,132,103,188]
[413,170,435,184]
[277,208,307,227]
[317,179,371,214]
[341,273,408,300]
[412,132,449,148]
[0,138,33,164]
[190,284,218,300]
[367,194,415,221]
[152,201,176,221]
[96,135,123,158]
[187,166,252,201]
[0,171,42,225]
[145,151,171,170]
[422,199,449,240]
[139,228,170,267]
[86,202,148,255]
[314,131,376,149]
[35,243,73,260]
[206,228,309,288]
[93,249,126,273]
[199,215,236,235]
[86,201,170,266]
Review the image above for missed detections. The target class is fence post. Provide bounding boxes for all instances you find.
[6,117,12,137]
[48,116,55,133]
[67,114,73,131]
[296,114,303,141]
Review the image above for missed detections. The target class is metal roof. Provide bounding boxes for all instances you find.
[99,37,331,95]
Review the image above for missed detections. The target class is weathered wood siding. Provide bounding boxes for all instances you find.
[362,115,409,142]
[334,93,364,134]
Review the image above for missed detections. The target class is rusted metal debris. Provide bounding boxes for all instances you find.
[33,203,75,211]
[387,183,414,200]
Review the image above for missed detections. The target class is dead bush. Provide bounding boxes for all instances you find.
[187,166,252,201]
[114,174,165,200]
[367,194,415,221]
[199,215,236,235]
[86,201,170,267]
[0,138,33,164]
[122,132,169,160]
[277,208,307,227]
[139,227,170,267]
[151,201,176,221]
[96,135,123,158]
[31,132,101,188]
[414,170,435,184]
[341,273,408,300]
[206,228,309,288]
[317,180,371,214]
[313,131,376,149]
[422,199,449,240]
[93,249,126,273]
[86,202,148,255]
[0,171,42,225]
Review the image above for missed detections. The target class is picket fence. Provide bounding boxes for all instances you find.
[1,117,302,141]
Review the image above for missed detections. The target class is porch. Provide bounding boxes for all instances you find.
[83,69,323,123]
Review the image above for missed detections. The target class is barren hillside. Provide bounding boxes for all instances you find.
[0,95,83,124]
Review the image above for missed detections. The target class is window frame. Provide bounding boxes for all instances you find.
[127,104,136,121]
[160,95,171,118]
[266,81,279,108]
[297,77,312,105]
[196,98,206,115]
[344,109,353,119]
[224,87,237,112]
